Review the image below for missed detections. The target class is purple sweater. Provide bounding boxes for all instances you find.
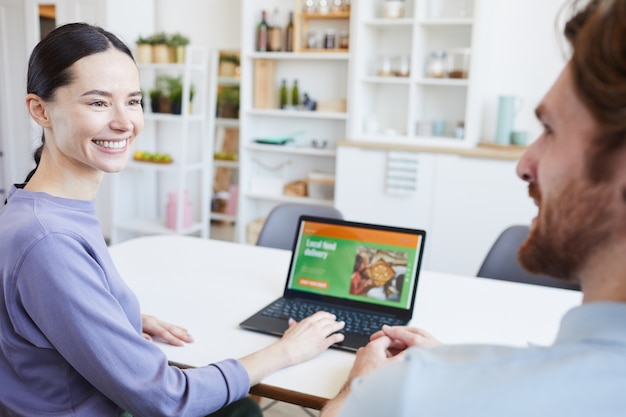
[0,186,250,416]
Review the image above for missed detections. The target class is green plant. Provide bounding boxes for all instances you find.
[217,86,240,105]
[219,53,240,66]
[136,35,151,45]
[155,75,172,96]
[149,32,169,45]
[149,88,161,102]
[168,32,190,47]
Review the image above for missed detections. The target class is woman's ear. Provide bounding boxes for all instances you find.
[25,93,51,128]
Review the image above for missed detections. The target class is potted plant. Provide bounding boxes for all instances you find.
[168,33,190,63]
[150,32,171,63]
[216,86,240,119]
[218,52,240,77]
[135,35,152,63]
[166,76,196,115]
[149,88,162,113]
[154,75,172,113]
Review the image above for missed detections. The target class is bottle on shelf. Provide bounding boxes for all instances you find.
[268,8,282,52]
[256,10,269,52]
[292,79,300,107]
[279,79,288,109]
[285,11,294,52]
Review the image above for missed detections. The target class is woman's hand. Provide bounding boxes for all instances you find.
[239,311,345,386]
[141,314,194,347]
[278,311,346,365]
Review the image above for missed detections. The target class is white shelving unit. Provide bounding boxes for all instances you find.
[209,50,241,234]
[238,0,351,244]
[348,0,484,147]
[110,46,212,244]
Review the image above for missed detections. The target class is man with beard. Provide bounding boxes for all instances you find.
[320,1,626,416]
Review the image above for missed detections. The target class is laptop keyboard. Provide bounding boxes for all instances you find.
[261,298,406,336]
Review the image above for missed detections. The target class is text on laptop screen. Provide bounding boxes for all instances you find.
[287,220,424,310]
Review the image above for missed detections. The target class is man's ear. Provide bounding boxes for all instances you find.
[25,93,51,128]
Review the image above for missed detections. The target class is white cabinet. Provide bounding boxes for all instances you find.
[348,0,486,147]
[335,144,537,276]
[237,0,351,243]
[110,46,211,244]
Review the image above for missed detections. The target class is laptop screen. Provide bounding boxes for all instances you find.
[284,216,426,315]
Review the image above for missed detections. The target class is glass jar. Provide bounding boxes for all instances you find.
[307,31,318,49]
[318,0,330,14]
[395,55,410,77]
[426,50,447,78]
[383,0,405,18]
[448,48,471,79]
[331,0,343,13]
[303,0,316,13]
[338,31,349,49]
[378,56,393,76]
[324,29,336,49]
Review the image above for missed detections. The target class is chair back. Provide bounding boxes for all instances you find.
[477,225,580,291]
[256,203,343,250]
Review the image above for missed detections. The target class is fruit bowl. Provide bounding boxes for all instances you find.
[132,150,174,164]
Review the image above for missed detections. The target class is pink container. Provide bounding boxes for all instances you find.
[166,191,193,230]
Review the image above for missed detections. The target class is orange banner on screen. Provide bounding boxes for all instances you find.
[302,221,420,248]
[298,277,329,290]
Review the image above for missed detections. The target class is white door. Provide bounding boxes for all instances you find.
[0,0,31,189]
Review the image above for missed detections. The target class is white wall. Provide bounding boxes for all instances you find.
[479,0,567,144]
[154,0,241,51]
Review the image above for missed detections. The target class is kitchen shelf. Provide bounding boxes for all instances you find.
[362,76,412,84]
[210,50,241,237]
[418,18,474,25]
[214,159,239,169]
[348,0,482,144]
[247,109,348,120]
[125,160,205,172]
[363,18,415,26]
[245,143,336,157]
[239,0,348,243]
[301,12,351,20]
[416,78,470,87]
[217,76,240,86]
[215,118,240,128]
[245,192,334,206]
[248,52,350,60]
[111,46,211,244]
[210,212,237,222]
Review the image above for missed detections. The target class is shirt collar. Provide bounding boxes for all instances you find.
[554,302,626,345]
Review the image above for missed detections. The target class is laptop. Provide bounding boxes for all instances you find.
[239,215,426,352]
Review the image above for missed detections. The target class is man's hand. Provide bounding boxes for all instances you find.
[321,326,440,417]
[370,325,441,356]
[141,314,194,347]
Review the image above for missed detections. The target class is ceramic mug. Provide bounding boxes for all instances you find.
[495,95,523,145]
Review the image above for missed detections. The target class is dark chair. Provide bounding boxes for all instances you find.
[255,203,343,250]
[477,225,580,291]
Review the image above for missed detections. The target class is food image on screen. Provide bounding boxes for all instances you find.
[362,260,395,287]
[349,246,409,302]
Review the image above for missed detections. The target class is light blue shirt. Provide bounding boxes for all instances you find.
[337,302,626,417]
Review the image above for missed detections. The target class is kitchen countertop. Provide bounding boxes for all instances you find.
[338,140,527,161]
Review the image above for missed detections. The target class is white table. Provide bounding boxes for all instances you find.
[108,235,582,409]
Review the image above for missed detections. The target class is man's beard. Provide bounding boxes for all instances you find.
[518,179,614,283]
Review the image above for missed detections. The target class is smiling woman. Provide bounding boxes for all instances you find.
[0,23,345,417]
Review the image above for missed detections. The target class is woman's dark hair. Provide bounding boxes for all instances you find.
[24,22,134,182]
[563,0,626,182]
